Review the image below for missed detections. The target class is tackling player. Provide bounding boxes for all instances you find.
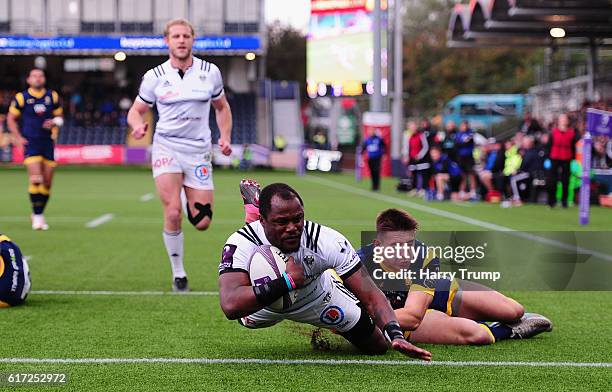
[218,183,431,360]
[7,68,63,230]
[127,18,232,291]
[0,234,31,307]
[361,208,553,345]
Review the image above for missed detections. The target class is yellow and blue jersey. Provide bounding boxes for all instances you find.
[9,88,62,164]
[0,234,31,307]
[359,240,460,316]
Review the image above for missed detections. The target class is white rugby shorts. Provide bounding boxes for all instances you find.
[151,138,214,190]
[239,270,362,333]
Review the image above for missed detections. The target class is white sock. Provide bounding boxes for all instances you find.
[163,231,185,278]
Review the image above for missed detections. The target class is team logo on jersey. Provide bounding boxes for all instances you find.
[303,255,314,266]
[33,104,47,115]
[220,244,237,270]
[194,164,211,181]
[45,96,51,105]
[320,305,344,326]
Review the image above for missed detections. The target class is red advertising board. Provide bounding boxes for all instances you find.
[361,111,392,177]
[11,145,125,165]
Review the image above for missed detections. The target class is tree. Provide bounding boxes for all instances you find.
[265,22,307,96]
[401,0,541,116]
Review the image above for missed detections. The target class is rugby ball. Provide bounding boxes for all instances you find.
[248,245,294,311]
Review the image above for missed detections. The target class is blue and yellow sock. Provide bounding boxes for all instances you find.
[28,184,50,215]
[479,322,512,342]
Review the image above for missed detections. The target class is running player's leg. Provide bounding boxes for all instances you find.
[455,280,524,323]
[409,310,494,345]
[183,187,213,231]
[37,156,57,227]
[240,179,261,223]
[155,172,188,290]
[25,159,46,230]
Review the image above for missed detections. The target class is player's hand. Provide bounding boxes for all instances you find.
[131,123,148,140]
[391,339,432,361]
[42,119,55,129]
[218,138,232,156]
[285,256,305,289]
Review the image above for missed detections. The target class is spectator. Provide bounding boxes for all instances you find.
[519,112,543,135]
[429,145,462,201]
[441,120,458,161]
[547,113,578,208]
[478,138,504,199]
[454,120,477,200]
[361,127,386,191]
[498,138,522,205]
[509,135,539,205]
[402,120,430,196]
[592,136,612,170]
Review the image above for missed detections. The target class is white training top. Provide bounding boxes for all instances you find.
[219,220,362,312]
[137,56,224,151]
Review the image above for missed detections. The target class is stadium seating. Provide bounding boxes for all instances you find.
[57,126,126,145]
[210,93,257,145]
[57,93,256,146]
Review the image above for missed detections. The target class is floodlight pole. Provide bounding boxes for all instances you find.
[371,0,383,112]
[391,0,404,164]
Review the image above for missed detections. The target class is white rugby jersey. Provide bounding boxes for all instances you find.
[137,56,224,151]
[219,220,362,312]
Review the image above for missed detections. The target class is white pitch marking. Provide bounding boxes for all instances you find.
[30,290,218,296]
[140,193,155,202]
[305,176,612,263]
[85,214,115,228]
[0,357,609,368]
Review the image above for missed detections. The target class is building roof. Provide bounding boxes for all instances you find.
[447,0,612,48]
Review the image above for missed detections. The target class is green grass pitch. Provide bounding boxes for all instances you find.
[0,166,610,391]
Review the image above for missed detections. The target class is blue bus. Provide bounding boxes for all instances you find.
[442,94,529,131]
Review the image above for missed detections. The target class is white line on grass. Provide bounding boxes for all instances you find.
[0,357,609,368]
[305,176,612,263]
[31,290,218,296]
[140,193,155,202]
[85,214,115,228]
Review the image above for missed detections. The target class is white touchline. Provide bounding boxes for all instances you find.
[140,193,155,202]
[0,358,609,368]
[305,176,612,263]
[30,290,218,296]
[85,214,115,228]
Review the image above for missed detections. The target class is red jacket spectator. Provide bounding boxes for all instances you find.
[549,127,576,161]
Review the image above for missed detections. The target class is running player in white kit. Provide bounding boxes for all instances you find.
[127,19,232,291]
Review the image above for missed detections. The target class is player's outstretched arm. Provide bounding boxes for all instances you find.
[218,271,265,319]
[218,256,305,320]
[344,266,432,361]
[212,95,232,156]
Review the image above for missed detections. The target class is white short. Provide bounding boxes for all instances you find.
[151,138,214,190]
[240,270,362,333]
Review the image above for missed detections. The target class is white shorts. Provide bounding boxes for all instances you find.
[151,138,214,190]
[240,270,362,333]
